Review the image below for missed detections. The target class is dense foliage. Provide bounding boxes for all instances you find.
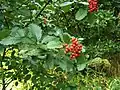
[0,0,120,90]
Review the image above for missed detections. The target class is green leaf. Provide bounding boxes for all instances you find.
[76,54,87,64]
[60,2,74,12]
[47,40,62,49]
[10,27,25,37]
[55,28,63,36]
[46,5,55,11]
[10,27,25,38]
[61,6,71,12]
[28,24,42,41]
[77,63,87,71]
[87,13,97,24]
[21,37,36,44]
[41,35,57,44]
[0,30,11,40]
[19,9,30,16]
[59,60,67,71]
[75,7,88,20]
[62,33,71,43]
[0,36,21,45]
[58,57,73,72]
[64,87,71,90]
[16,29,25,37]
[44,58,54,69]
[60,2,74,7]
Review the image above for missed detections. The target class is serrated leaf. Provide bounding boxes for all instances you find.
[75,7,88,20]
[28,24,42,41]
[10,27,25,38]
[0,36,21,45]
[47,40,62,49]
[10,27,19,36]
[16,29,25,37]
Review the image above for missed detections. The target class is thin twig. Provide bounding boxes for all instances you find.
[5,79,13,88]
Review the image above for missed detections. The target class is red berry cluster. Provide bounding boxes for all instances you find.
[64,38,83,60]
[88,0,98,13]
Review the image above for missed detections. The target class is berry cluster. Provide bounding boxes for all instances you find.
[88,0,98,13]
[64,38,83,60]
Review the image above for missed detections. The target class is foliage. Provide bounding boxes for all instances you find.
[0,0,120,90]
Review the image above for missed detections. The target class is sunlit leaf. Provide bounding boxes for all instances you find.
[0,36,21,45]
[75,7,88,20]
[47,40,62,49]
[28,24,42,41]
[41,35,57,44]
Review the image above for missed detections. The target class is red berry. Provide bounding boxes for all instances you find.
[76,53,80,57]
[71,44,76,48]
[64,38,83,60]
[65,48,70,53]
[72,38,76,42]
[63,44,68,47]
[88,0,98,13]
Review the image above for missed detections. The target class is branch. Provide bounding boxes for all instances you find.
[24,0,51,27]
[35,1,50,19]
[1,48,6,90]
